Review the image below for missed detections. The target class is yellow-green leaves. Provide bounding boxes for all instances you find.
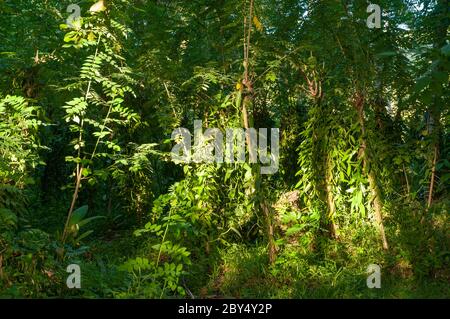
[89,0,106,14]
[253,16,263,32]
[63,98,88,122]
[87,32,96,42]
[265,71,276,82]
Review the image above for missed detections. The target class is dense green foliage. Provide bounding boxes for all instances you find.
[0,0,448,298]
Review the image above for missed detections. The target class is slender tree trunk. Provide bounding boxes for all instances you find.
[242,98,255,162]
[367,170,389,250]
[242,0,275,264]
[427,144,438,208]
[354,94,389,250]
[403,163,410,196]
[62,165,84,243]
[261,202,276,264]
[325,154,339,239]
[425,0,448,209]
[0,254,3,280]
[61,35,103,245]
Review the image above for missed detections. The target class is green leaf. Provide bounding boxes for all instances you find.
[376,51,397,57]
[229,227,242,238]
[77,215,105,228]
[76,230,94,241]
[286,224,305,236]
[69,205,89,226]
[64,31,78,43]
[265,71,277,82]
[414,76,431,92]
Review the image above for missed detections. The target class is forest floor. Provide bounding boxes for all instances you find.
[72,226,449,299]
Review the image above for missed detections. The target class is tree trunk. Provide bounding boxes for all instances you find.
[426,0,448,209]
[62,165,84,243]
[261,202,276,264]
[325,154,339,238]
[367,170,389,250]
[427,144,438,208]
[0,254,3,280]
[241,0,275,264]
[354,93,389,250]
